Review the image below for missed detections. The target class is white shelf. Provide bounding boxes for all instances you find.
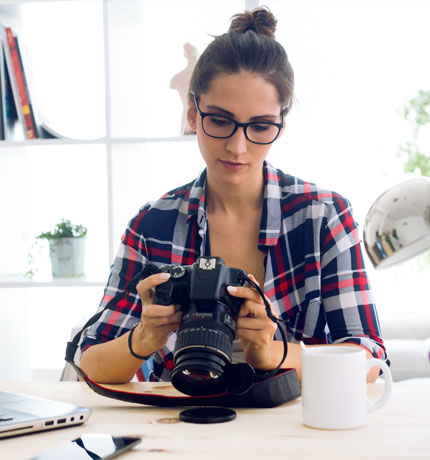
[0,280,106,288]
[0,134,197,148]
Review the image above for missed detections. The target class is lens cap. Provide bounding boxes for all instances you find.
[179,407,236,424]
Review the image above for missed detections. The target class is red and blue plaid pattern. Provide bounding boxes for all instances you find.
[81,161,387,381]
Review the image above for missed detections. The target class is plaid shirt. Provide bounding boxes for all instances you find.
[82,161,387,381]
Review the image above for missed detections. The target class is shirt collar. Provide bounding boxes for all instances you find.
[259,161,283,248]
[187,162,283,247]
[187,168,207,228]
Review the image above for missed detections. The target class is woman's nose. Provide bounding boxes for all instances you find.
[225,126,248,155]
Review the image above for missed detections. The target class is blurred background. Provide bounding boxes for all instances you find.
[0,0,429,380]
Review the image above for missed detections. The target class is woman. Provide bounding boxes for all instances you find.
[80,7,387,384]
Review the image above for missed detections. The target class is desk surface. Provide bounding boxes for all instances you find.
[1,380,429,460]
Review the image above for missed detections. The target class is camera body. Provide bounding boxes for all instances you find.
[146,256,248,396]
[154,256,246,314]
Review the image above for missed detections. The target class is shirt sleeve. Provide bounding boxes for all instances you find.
[320,197,388,362]
[80,207,149,354]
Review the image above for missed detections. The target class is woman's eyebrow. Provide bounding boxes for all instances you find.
[205,104,278,121]
[206,104,235,117]
[249,114,278,121]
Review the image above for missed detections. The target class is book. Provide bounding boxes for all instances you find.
[4,26,37,139]
[0,24,38,139]
[0,40,4,139]
[14,33,38,138]
[0,24,26,139]
[0,38,19,140]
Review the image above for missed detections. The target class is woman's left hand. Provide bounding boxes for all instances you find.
[227,275,278,370]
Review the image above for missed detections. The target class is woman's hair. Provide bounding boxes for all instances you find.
[189,6,294,110]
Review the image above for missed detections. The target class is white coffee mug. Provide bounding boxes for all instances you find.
[301,346,392,429]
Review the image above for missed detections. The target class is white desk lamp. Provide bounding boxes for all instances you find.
[363,178,430,269]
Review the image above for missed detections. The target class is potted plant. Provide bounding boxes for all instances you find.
[37,219,88,278]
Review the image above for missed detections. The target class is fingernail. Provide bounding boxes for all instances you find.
[227,286,237,293]
[249,274,259,285]
[159,272,171,280]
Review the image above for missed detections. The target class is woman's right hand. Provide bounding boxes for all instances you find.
[132,272,183,358]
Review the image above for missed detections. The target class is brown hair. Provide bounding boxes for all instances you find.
[189,7,294,110]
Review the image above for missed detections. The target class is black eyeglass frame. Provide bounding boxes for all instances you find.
[192,94,288,145]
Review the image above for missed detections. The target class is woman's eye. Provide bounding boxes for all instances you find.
[250,123,271,133]
[208,116,231,127]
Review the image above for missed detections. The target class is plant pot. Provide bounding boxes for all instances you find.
[48,237,86,278]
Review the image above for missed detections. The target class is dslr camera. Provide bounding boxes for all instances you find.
[146,256,248,396]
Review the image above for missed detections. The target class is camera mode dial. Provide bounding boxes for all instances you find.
[155,264,189,306]
[168,265,186,278]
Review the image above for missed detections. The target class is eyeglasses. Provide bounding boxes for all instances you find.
[193,94,287,145]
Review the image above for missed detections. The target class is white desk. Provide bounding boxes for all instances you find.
[1,380,429,459]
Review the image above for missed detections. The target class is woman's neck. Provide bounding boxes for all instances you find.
[205,173,264,216]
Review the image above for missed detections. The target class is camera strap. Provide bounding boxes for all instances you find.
[65,265,301,408]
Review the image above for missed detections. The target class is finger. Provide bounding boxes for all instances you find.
[237,314,276,329]
[137,272,171,292]
[137,272,171,303]
[236,317,263,329]
[227,284,262,303]
[248,274,260,286]
[142,303,179,318]
[237,300,266,318]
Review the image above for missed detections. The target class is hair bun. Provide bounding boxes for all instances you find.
[229,6,277,39]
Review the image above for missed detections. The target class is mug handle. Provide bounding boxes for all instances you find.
[366,358,392,413]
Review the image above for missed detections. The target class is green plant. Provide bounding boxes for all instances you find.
[37,219,88,240]
[25,239,43,279]
[398,89,430,177]
[398,90,430,271]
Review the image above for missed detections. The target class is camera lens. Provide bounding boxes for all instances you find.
[172,351,229,396]
[160,257,247,397]
[170,309,235,396]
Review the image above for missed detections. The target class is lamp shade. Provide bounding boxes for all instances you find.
[363,178,430,269]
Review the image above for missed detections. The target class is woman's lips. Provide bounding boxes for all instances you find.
[219,160,247,171]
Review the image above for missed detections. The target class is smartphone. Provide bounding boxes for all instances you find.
[28,433,141,460]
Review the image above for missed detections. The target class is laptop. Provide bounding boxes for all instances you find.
[0,390,92,439]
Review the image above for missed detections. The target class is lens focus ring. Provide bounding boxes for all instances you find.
[174,326,233,361]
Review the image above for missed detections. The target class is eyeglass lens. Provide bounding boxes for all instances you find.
[202,115,280,144]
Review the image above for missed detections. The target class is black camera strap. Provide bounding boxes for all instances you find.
[239,274,290,378]
[65,265,301,408]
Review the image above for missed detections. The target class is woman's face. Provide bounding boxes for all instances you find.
[187,71,285,189]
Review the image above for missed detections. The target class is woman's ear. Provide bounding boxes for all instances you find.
[186,98,197,132]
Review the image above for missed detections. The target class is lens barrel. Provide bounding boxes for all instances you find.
[171,315,235,396]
